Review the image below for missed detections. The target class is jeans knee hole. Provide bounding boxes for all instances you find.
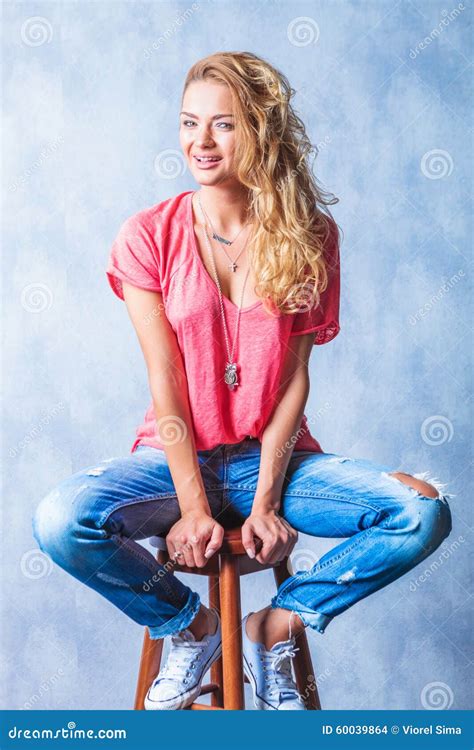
[386,471,443,500]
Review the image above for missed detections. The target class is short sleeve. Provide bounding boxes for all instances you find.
[289,219,340,345]
[106,213,162,300]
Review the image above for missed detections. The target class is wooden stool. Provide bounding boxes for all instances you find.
[134,528,321,710]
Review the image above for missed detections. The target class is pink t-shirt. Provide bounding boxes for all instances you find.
[106,190,340,454]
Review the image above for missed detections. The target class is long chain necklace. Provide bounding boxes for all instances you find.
[195,193,251,390]
[197,195,249,272]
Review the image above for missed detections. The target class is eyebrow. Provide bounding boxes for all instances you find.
[179,111,234,119]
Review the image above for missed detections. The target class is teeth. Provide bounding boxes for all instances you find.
[196,157,220,162]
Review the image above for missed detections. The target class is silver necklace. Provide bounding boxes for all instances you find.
[197,194,249,272]
[195,194,251,390]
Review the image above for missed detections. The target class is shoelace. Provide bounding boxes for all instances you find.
[154,630,207,685]
[261,641,302,702]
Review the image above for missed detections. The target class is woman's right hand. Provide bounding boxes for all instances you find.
[166,511,224,568]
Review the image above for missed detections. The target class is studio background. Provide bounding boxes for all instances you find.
[2,0,472,710]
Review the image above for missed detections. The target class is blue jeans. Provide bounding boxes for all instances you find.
[31,439,453,639]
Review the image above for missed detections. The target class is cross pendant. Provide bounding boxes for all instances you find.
[229,262,237,272]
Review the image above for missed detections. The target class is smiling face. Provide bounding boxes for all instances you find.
[179,80,239,187]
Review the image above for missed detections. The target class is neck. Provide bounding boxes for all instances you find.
[197,183,251,233]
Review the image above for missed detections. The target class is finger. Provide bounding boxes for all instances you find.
[204,524,224,559]
[256,536,276,565]
[181,534,195,568]
[190,534,206,568]
[276,520,296,561]
[171,540,185,565]
[268,531,289,565]
[268,541,286,566]
[241,523,256,559]
[166,535,176,561]
[284,525,298,557]
[278,529,293,562]
[279,539,293,563]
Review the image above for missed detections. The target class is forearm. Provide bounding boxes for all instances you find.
[149,370,211,517]
[253,368,310,512]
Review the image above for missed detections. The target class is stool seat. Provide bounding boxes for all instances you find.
[136,526,321,711]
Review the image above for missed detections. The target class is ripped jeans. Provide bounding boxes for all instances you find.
[31,439,454,638]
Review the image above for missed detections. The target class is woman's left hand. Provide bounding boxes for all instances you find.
[241,510,298,565]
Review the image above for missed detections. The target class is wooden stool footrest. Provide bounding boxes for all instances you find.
[198,682,219,696]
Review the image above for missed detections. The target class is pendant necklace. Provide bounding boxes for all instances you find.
[197,196,250,272]
[195,193,251,391]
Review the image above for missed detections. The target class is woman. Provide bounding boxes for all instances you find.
[32,51,454,711]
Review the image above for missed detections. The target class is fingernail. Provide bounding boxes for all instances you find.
[204,548,214,558]
[246,548,255,559]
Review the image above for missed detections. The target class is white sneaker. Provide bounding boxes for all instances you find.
[242,612,307,710]
[144,608,222,710]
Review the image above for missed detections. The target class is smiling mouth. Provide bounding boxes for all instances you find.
[193,156,222,163]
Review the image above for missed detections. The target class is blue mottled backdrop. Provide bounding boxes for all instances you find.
[2,0,472,711]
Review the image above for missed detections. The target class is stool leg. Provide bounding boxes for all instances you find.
[292,630,321,710]
[219,554,245,710]
[273,559,321,710]
[134,549,168,710]
[208,575,224,707]
[134,629,164,710]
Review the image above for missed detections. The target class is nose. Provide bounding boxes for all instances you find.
[194,125,215,148]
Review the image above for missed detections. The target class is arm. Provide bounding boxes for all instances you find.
[122,281,224,567]
[241,331,315,564]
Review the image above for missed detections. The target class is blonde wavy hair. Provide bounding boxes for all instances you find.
[182,51,341,316]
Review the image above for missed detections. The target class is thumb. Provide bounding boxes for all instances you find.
[204,523,224,559]
[241,522,256,559]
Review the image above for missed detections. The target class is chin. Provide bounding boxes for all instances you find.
[194,173,229,186]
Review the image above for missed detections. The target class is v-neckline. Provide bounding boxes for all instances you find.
[187,190,263,314]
